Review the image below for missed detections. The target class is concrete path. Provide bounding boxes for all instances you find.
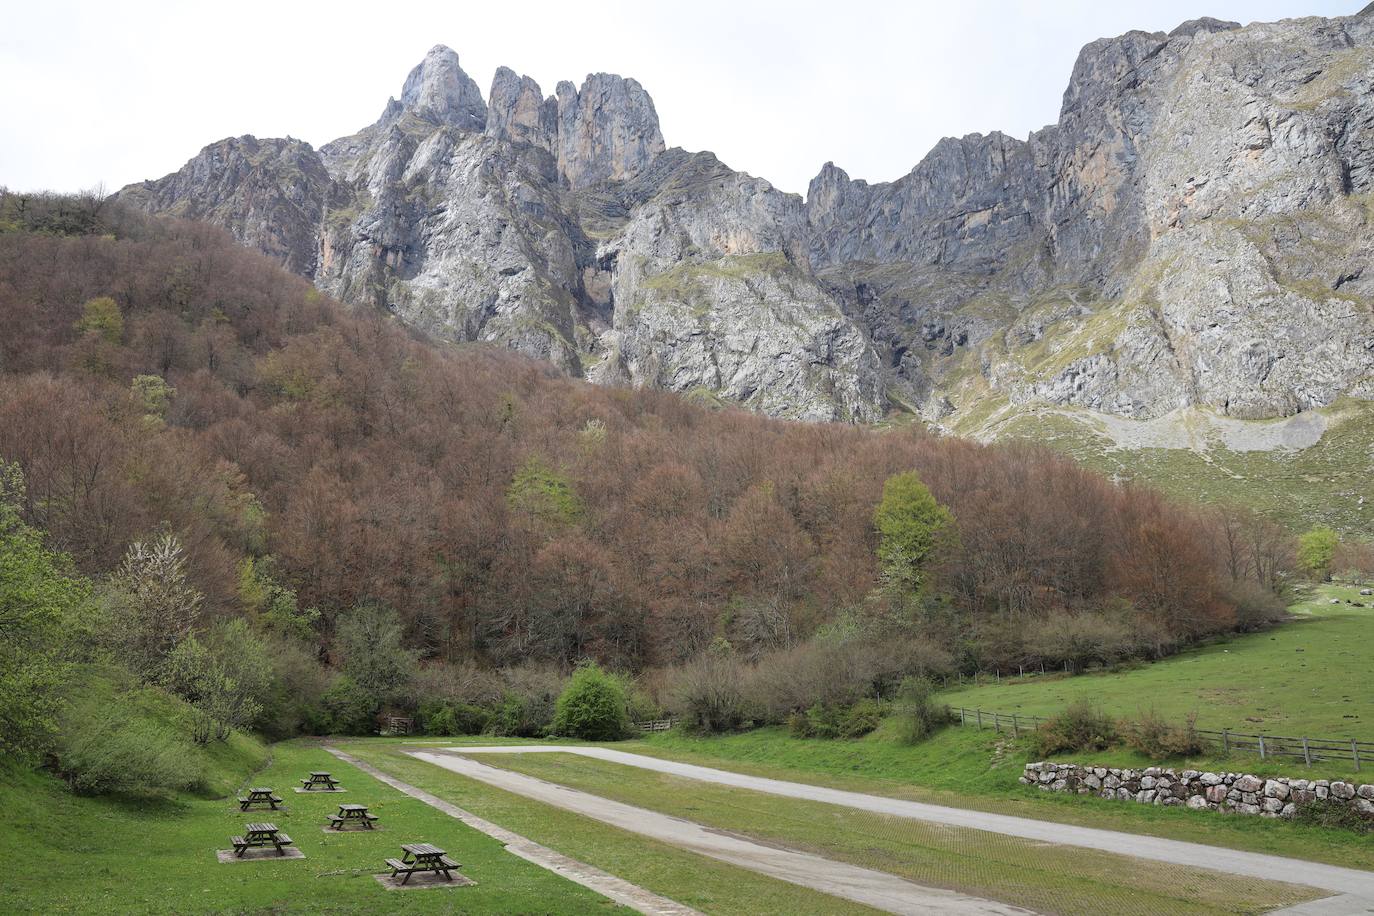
[324,747,701,916]
[411,749,1033,915]
[443,745,1374,908]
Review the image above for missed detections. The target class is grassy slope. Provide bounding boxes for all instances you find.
[337,741,882,916]
[482,752,1315,916]
[0,741,617,915]
[938,583,1374,740]
[993,400,1374,535]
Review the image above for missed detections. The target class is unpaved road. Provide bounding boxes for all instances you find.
[326,747,702,916]
[411,749,1033,915]
[435,745,1374,913]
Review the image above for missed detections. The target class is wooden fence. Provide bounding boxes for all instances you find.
[636,718,679,732]
[952,706,1373,771]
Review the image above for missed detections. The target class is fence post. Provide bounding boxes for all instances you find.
[994,713,1002,733]
[1222,730,1230,755]
[1013,714,1020,738]
[959,707,966,726]
[1353,739,1361,773]
[977,709,983,730]
[1302,736,1312,767]
[1258,735,1266,760]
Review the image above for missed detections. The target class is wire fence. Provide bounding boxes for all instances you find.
[951,706,1373,771]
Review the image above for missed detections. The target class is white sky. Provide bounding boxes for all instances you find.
[0,0,1360,196]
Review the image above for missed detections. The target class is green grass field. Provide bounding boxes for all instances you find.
[478,751,1316,915]
[0,741,619,915]
[337,741,884,915]
[937,583,1374,739]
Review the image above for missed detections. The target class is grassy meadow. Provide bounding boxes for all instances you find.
[937,583,1374,739]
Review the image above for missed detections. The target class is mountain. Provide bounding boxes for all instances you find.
[118,10,1374,429]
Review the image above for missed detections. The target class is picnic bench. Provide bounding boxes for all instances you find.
[327,803,379,830]
[386,843,460,884]
[300,771,342,791]
[231,822,294,857]
[237,787,283,811]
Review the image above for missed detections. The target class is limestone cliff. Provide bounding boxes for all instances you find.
[118,10,1374,429]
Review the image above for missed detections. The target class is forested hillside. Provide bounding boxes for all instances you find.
[0,192,1313,758]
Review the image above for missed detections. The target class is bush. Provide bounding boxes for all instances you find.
[1030,700,1117,757]
[788,699,883,739]
[419,700,491,737]
[55,672,202,796]
[1293,798,1374,834]
[893,676,949,745]
[669,652,749,733]
[552,662,631,740]
[487,664,561,737]
[1024,611,1136,672]
[1225,580,1288,631]
[1123,709,1208,759]
[320,675,380,735]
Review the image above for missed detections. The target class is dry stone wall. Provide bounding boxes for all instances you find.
[1022,761,1374,819]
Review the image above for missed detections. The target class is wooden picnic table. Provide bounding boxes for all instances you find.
[231,822,294,857]
[326,803,379,830]
[237,787,283,811]
[386,843,460,884]
[300,771,342,791]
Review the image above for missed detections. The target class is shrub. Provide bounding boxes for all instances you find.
[669,653,749,733]
[487,664,561,736]
[320,674,380,735]
[552,661,631,740]
[1123,709,1208,759]
[893,676,949,745]
[1030,700,1117,757]
[420,703,491,736]
[787,699,882,740]
[55,672,202,796]
[1293,798,1374,834]
[1225,580,1288,631]
[1024,611,1136,672]
[258,639,330,739]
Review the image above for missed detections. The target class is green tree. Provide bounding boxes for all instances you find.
[238,556,318,641]
[551,661,631,740]
[1297,526,1339,580]
[333,602,417,726]
[873,471,953,592]
[130,374,176,419]
[74,296,123,343]
[0,463,86,762]
[161,620,273,743]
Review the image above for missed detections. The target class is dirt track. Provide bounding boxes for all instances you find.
[430,745,1374,915]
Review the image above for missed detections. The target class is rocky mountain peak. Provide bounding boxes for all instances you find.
[1168,17,1242,38]
[400,44,487,131]
[554,72,665,189]
[486,66,557,151]
[118,13,1374,429]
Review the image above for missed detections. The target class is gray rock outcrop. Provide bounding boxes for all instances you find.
[118,11,1374,427]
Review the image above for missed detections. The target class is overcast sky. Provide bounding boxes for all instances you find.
[0,0,1359,196]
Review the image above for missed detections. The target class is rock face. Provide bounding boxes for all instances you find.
[401,45,487,131]
[118,136,341,275]
[119,10,1374,426]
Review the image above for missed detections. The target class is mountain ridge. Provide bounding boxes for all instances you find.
[118,9,1374,428]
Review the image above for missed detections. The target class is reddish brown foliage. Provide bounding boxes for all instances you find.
[0,206,1262,668]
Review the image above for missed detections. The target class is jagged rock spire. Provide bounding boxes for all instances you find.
[400,45,487,131]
